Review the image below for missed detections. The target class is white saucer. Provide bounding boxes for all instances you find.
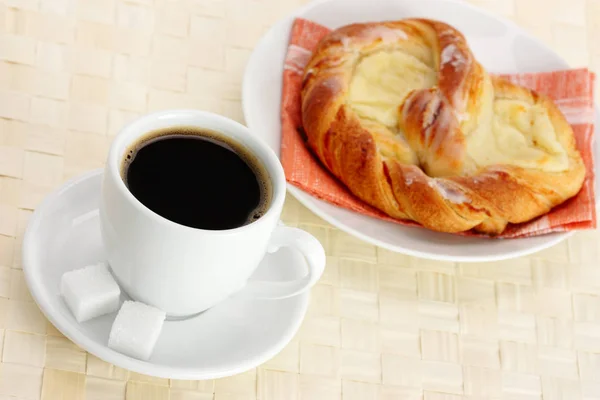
[22,169,309,379]
[242,0,599,262]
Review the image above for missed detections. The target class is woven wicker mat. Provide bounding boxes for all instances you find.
[0,0,599,399]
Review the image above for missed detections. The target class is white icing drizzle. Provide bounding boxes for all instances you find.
[364,25,408,42]
[484,167,507,180]
[428,179,470,204]
[440,44,467,69]
[423,96,442,131]
[285,44,313,70]
[403,168,423,187]
[431,107,454,153]
[421,95,442,149]
[322,80,335,89]
[340,35,352,51]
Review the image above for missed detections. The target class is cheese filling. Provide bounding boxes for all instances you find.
[347,50,569,175]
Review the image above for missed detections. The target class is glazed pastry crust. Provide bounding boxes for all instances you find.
[301,19,585,234]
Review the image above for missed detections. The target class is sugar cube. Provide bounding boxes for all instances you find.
[61,262,121,322]
[108,301,166,360]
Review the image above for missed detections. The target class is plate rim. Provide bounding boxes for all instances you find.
[287,186,576,262]
[242,0,594,262]
[22,169,310,380]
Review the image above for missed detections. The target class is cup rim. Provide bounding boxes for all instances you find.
[106,109,286,235]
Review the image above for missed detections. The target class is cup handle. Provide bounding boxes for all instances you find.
[242,226,326,299]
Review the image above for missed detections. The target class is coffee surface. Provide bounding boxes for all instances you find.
[122,127,271,230]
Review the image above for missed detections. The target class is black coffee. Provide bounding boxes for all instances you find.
[122,127,271,230]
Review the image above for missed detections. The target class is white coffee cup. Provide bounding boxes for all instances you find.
[99,110,325,317]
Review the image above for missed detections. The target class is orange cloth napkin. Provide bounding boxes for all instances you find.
[281,18,597,238]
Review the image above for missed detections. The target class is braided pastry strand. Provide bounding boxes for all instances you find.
[301,19,586,235]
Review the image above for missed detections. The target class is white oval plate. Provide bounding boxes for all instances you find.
[242,0,598,262]
[22,169,309,379]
